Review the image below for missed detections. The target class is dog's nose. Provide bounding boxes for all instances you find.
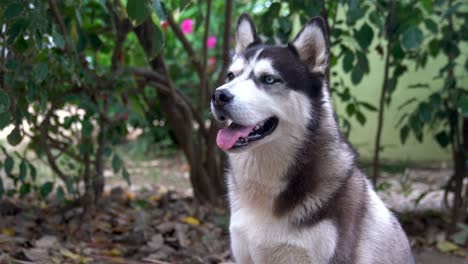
[212,89,234,107]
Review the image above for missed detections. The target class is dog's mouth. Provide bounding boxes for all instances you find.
[216,117,279,151]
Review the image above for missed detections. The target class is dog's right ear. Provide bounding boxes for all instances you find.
[235,13,261,54]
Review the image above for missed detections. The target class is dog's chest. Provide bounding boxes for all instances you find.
[230,201,338,263]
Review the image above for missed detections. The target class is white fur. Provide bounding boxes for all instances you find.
[292,25,328,74]
[230,207,338,264]
[355,181,396,263]
[252,59,278,77]
[230,56,246,76]
[236,19,255,53]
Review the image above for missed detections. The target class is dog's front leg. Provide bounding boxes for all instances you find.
[230,229,254,264]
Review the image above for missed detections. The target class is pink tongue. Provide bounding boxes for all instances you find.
[216,124,255,150]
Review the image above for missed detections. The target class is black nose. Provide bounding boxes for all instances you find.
[212,89,234,107]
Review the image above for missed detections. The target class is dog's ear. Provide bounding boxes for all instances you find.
[290,17,329,75]
[235,13,261,54]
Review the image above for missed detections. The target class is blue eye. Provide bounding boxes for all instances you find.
[261,75,276,84]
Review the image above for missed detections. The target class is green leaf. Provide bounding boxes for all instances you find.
[0,90,10,113]
[127,0,152,25]
[35,62,48,83]
[7,18,29,44]
[395,113,408,128]
[5,59,18,71]
[56,186,65,202]
[355,23,373,50]
[421,0,433,13]
[398,97,417,110]
[150,24,165,58]
[418,102,431,123]
[400,125,410,144]
[122,168,131,186]
[19,183,31,197]
[435,131,449,148]
[52,30,65,49]
[351,67,363,84]
[40,182,54,198]
[356,111,366,125]
[5,156,14,175]
[7,127,22,146]
[400,26,423,50]
[3,3,24,20]
[346,104,355,116]
[424,19,438,34]
[408,83,429,89]
[81,119,93,137]
[65,178,74,194]
[356,52,369,73]
[360,102,377,112]
[347,0,365,24]
[29,163,37,181]
[153,0,166,20]
[112,154,122,173]
[342,51,354,73]
[19,160,27,181]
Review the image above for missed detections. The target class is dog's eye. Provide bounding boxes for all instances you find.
[261,75,277,85]
[226,72,235,82]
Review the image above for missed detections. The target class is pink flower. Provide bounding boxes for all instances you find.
[181,19,193,34]
[206,36,216,49]
[208,57,216,66]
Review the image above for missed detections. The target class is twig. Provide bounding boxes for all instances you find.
[127,67,169,85]
[106,1,132,70]
[215,0,233,87]
[40,107,72,182]
[372,0,396,184]
[199,0,212,113]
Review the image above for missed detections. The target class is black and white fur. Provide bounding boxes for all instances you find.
[211,14,414,264]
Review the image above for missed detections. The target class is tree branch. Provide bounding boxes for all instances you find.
[199,0,212,112]
[106,1,132,70]
[166,12,204,78]
[127,67,169,85]
[40,108,72,182]
[215,0,233,87]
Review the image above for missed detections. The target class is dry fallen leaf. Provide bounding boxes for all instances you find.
[35,236,58,248]
[59,248,84,261]
[1,228,14,237]
[436,240,460,253]
[181,216,200,226]
[103,248,122,257]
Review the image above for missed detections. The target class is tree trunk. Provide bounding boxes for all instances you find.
[133,20,226,206]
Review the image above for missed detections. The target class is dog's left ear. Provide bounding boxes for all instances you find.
[290,17,329,75]
[235,13,261,54]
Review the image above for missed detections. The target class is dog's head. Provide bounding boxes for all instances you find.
[211,14,329,152]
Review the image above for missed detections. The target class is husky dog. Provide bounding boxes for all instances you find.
[210,14,414,264]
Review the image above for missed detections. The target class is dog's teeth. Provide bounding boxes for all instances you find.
[255,125,260,130]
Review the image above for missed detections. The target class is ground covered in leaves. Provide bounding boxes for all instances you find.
[1,159,467,264]
[0,187,231,264]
